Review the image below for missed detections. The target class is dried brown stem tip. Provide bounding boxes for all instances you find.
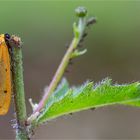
[86,17,96,27]
[9,35,22,48]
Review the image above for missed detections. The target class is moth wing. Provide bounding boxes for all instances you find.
[0,43,11,115]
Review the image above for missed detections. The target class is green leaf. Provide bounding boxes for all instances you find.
[71,49,87,58]
[36,78,140,124]
[44,78,69,112]
[73,22,79,38]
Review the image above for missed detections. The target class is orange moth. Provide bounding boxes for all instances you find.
[0,34,11,115]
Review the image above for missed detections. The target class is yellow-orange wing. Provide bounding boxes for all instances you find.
[0,34,11,115]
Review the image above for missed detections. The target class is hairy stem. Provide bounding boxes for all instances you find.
[35,38,79,113]
[33,7,88,114]
[10,37,29,140]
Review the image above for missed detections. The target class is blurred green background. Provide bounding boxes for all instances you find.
[1,1,140,139]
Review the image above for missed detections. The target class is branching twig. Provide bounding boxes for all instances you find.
[27,7,96,124]
[34,7,88,113]
[26,8,96,135]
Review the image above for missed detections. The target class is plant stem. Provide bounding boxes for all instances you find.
[35,37,79,113]
[33,7,88,114]
[10,37,29,140]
